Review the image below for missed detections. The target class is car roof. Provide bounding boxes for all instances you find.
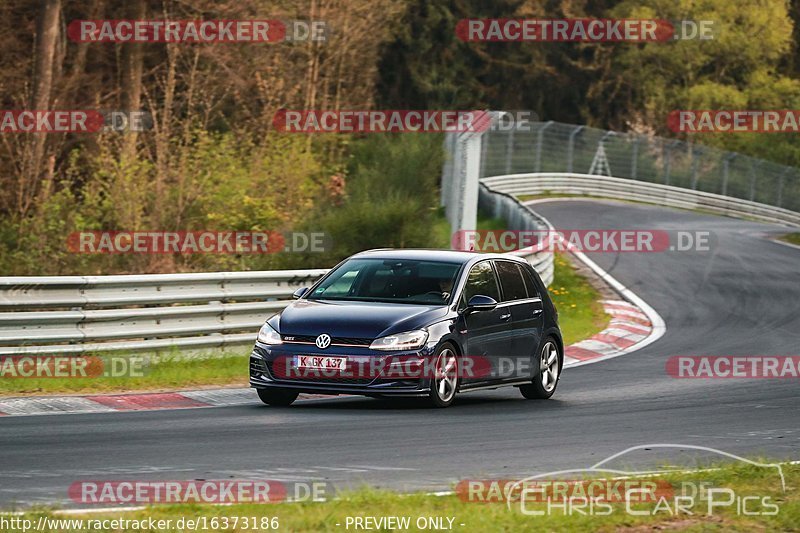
[351,248,529,266]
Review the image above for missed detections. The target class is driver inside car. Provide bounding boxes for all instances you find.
[438,277,454,300]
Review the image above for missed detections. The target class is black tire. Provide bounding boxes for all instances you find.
[429,343,459,408]
[256,388,299,406]
[519,337,561,400]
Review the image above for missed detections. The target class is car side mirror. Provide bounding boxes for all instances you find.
[292,287,310,299]
[465,295,498,313]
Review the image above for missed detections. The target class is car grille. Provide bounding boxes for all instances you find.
[282,335,372,347]
[250,356,267,375]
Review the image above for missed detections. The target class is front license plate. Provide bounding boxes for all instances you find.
[294,355,347,370]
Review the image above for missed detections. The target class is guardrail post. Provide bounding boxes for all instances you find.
[535,121,553,173]
[567,125,584,173]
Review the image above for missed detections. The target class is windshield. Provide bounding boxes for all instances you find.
[306,258,462,305]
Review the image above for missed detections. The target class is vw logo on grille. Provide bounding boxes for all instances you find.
[315,334,332,349]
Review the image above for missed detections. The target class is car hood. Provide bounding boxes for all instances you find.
[274,299,449,339]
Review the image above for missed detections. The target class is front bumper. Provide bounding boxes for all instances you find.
[249,341,435,397]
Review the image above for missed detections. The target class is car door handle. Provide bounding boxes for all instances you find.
[499,313,512,321]
[532,309,543,317]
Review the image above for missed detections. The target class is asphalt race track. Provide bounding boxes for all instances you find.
[1,200,798,508]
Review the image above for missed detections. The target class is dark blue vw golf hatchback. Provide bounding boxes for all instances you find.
[249,249,562,407]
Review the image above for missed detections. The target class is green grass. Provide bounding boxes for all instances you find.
[548,253,610,346]
[430,207,507,247]
[7,462,798,532]
[475,213,507,231]
[0,355,247,396]
[778,232,800,246]
[518,192,592,202]
[430,208,453,248]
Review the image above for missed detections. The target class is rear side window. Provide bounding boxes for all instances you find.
[462,261,501,303]
[519,264,541,298]
[495,261,528,301]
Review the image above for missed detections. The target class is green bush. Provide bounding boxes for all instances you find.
[289,134,445,268]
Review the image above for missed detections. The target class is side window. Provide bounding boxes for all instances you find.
[462,261,501,304]
[495,261,528,301]
[518,264,541,298]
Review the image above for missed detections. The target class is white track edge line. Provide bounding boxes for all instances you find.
[563,247,666,368]
[522,198,667,368]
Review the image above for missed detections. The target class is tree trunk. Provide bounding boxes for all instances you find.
[120,0,146,160]
[21,0,61,217]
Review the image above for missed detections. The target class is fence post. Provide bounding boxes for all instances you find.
[631,136,639,180]
[722,153,735,196]
[690,145,699,190]
[535,121,553,173]
[777,168,788,208]
[454,127,488,232]
[440,134,455,207]
[749,160,758,201]
[663,141,678,185]
[567,125,584,173]
[480,133,488,179]
[505,127,515,174]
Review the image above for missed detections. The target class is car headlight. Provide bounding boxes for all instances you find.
[257,322,282,345]
[369,330,428,351]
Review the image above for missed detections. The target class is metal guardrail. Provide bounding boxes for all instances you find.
[0,270,327,356]
[483,173,800,227]
[478,183,555,286]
